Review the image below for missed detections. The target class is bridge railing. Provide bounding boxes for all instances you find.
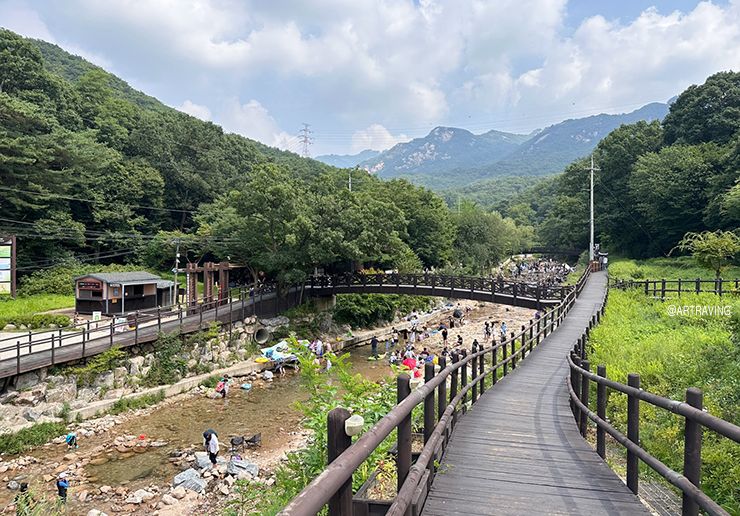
[280,267,592,516]
[566,290,740,516]
[611,278,740,298]
[0,284,276,378]
[308,272,570,303]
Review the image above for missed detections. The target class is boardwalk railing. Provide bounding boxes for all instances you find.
[611,278,740,298]
[566,289,740,516]
[280,267,592,516]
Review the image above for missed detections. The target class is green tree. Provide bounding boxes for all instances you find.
[673,230,740,278]
[663,71,740,146]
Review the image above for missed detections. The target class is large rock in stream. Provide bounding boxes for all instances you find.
[173,468,207,493]
[227,458,259,477]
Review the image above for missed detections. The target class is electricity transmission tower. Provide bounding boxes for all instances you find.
[299,123,313,157]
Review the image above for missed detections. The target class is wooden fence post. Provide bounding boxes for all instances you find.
[51,335,55,364]
[471,344,478,403]
[528,321,533,352]
[502,338,508,377]
[580,360,590,437]
[596,365,607,459]
[627,373,640,495]
[491,339,497,385]
[478,345,485,395]
[16,340,21,374]
[450,353,459,428]
[571,355,581,421]
[510,332,516,370]
[424,363,435,444]
[327,408,353,516]
[397,375,412,494]
[460,350,468,413]
[682,388,703,516]
[134,311,139,346]
[437,356,447,424]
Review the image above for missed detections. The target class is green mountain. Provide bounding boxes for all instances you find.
[360,103,669,190]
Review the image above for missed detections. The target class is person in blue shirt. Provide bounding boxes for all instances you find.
[65,432,78,449]
[500,322,508,342]
[56,472,69,503]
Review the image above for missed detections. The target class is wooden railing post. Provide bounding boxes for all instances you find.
[478,344,485,395]
[491,339,498,385]
[450,353,459,427]
[536,318,541,344]
[510,332,516,370]
[528,321,533,352]
[157,307,161,331]
[520,325,526,359]
[424,363,435,444]
[471,344,478,403]
[502,337,508,377]
[16,340,20,374]
[327,408,353,516]
[460,350,468,413]
[134,311,139,345]
[571,355,581,421]
[579,360,590,437]
[110,320,114,348]
[28,330,32,354]
[596,365,607,459]
[682,388,703,516]
[437,356,447,423]
[397,375,412,494]
[51,334,55,364]
[627,373,640,495]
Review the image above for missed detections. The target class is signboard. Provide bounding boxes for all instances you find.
[0,236,14,297]
[78,280,103,291]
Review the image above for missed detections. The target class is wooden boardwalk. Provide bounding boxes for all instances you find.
[423,271,650,515]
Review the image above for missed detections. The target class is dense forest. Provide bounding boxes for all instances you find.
[0,29,530,285]
[496,71,740,257]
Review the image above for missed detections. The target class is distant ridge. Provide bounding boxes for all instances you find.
[357,102,669,189]
[315,149,380,168]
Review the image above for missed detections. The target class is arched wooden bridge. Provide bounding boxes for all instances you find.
[0,273,563,381]
[282,269,740,516]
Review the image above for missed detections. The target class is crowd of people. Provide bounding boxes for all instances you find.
[504,258,573,286]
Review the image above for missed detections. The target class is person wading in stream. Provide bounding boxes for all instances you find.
[55,473,69,503]
[370,336,379,358]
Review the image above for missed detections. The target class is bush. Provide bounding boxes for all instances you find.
[199,375,220,389]
[109,390,165,415]
[0,313,71,330]
[333,294,432,329]
[141,332,187,387]
[0,422,67,455]
[70,347,126,387]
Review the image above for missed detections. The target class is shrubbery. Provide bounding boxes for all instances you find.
[333,294,433,329]
[141,332,188,387]
[0,422,67,455]
[590,290,740,513]
[70,347,127,387]
[0,313,70,330]
[109,390,165,415]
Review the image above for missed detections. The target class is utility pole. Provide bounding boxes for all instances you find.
[299,123,313,158]
[349,166,356,192]
[586,155,600,262]
[172,239,180,306]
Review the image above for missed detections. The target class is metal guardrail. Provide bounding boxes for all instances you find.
[280,266,592,515]
[567,285,739,516]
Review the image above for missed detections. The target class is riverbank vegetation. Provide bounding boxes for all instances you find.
[608,256,740,281]
[0,421,67,456]
[225,337,414,515]
[333,294,433,329]
[589,289,740,512]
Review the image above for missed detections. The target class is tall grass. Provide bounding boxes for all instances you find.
[0,422,67,455]
[590,290,739,512]
[0,295,74,318]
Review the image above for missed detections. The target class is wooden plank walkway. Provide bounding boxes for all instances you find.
[423,271,650,515]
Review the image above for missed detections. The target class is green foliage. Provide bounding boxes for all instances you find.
[590,290,740,512]
[141,332,187,387]
[70,347,126,387]
[0,421,66,455]
[109,390,165,415]
[57,402,71,423]
[199,375,220,389]
[0,312,70,330]
[223,337,398,515]
[673,230,740,278]
[333,294,432,329]
[0,294,73,317]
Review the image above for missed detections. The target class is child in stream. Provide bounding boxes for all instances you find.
[55,473,69,503]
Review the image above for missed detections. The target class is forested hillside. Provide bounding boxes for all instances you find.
[0,29,531,283]
[499,72,740,258]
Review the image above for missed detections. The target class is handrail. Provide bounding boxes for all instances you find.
[280,264,591,515]
[611,277,739,298]
[566,279,738,516]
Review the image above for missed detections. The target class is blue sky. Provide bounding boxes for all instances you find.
[1,0,739,155]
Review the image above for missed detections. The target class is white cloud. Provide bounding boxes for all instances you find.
[177,100,212,121]
[351,124,409,153]
[219,98,295,151]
